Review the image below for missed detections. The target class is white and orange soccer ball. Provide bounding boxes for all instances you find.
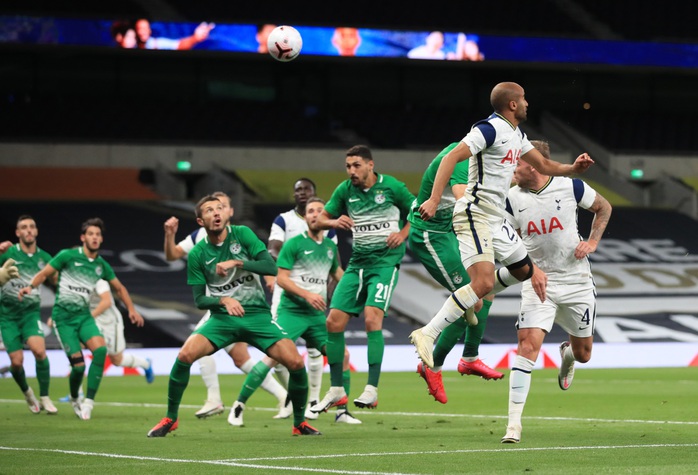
[267,25,303,62]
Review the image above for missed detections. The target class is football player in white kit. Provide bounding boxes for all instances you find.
[266,178,355,421]
[90,280,153,380]
[164,191,290,419]
[500,140,612,443]
[410,82,594,369]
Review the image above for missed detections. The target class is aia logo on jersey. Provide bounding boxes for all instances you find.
[501,148,521,165]
[527,217,564,235]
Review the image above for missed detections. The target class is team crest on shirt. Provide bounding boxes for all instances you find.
[374,192,386,204]
[452,273,463,285]
[38,260,45,269]
[327,249,334,260]
[95,265,103,276]
[230,242,242,254]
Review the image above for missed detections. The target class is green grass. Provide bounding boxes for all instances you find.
[2,368,697,474]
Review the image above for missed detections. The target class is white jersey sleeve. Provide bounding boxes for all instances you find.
[177,227,207,256]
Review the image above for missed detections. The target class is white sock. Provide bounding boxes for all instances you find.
[118,353,150,369]
[198,355,221,403]
[492,267,523,295]
[274,363,290,388]
[423,285,479,339]
[307,347,324,402]
[508,355,535,428]
[260,371,288,404]
[239,359,255,374]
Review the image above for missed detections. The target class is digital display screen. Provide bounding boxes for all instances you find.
[2,16,698,69]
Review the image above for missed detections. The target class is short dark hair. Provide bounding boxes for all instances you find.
[81,217,105,235]
[16,214,35,227]
[295,178,317,192]
[195,194,221,218]
[346,145,373,161]
[306,197,325,206]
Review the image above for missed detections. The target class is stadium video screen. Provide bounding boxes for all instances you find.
[2,15,698,68]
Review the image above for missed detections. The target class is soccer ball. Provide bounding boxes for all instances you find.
[267,25,302,62]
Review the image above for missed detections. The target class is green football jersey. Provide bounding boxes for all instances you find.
[408,142,470,233]
[187,225,270,313]
[0,244,52,317]
[50,247,116,318]
[277,231,340,316]
[324,173,414,268]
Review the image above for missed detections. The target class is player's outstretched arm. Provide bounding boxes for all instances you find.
[163,216,186,261]
[109,277,144,327]
[522,149,594,177]
[239,250,278,277]
[18,263,56,300]
[91,291,112,318]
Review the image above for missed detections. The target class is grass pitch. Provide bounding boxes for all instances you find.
[1,367,697,474]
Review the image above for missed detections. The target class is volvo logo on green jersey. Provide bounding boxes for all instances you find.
[209,274,254,292]
[355,222,391,232]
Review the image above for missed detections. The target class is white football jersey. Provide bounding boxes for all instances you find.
[269,209,338,244]
[90,279,121,324]
[177,227,208,256]
[463,113,535,214]
[505,176,596,284]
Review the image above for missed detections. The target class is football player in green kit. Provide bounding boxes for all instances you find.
[148,194,320,437]
[311,145,415,413]
[19,217,142,420]
[0,215,56,414]
[407,143,502,406]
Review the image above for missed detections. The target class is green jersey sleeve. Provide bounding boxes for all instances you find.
[187,246,206,286]
[276,237,298,271]
[99,259,116,282]
[49,249,72,271]
[237,226,267,259]
[329,241,340,274]
[324,182,348,218]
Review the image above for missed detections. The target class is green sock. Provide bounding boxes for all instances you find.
[463,299,493,358]
[166,358,192,420]
[69,365,85,398]
[10,365,29,393]
[327,332,345,387]
[367,330,384,387]
[86,346,107,400]
[36,357,50,397]
[288,367,308,427]
[237,361,271,404]
[338,369,351,410]
[433,318,467,367]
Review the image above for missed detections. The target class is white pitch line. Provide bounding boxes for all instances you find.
[0,446,418,475]
[221,443,698,462]
[1,399,696,425]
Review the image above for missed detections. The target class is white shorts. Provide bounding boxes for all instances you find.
[95,305,125,356]
[517,279,596,338]
[194,311,237,354]
[452,199,528,269]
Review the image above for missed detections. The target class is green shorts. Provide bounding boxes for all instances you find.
[53,310,103,356]
[0,311,44,353]
[194,309,289,352]
[276,310,327,351]
[330,265,399,316]
[408,228,469,292]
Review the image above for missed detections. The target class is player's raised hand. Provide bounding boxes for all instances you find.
[0,240,12,254]
[571,153,594,174]
[163,217,179,235]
